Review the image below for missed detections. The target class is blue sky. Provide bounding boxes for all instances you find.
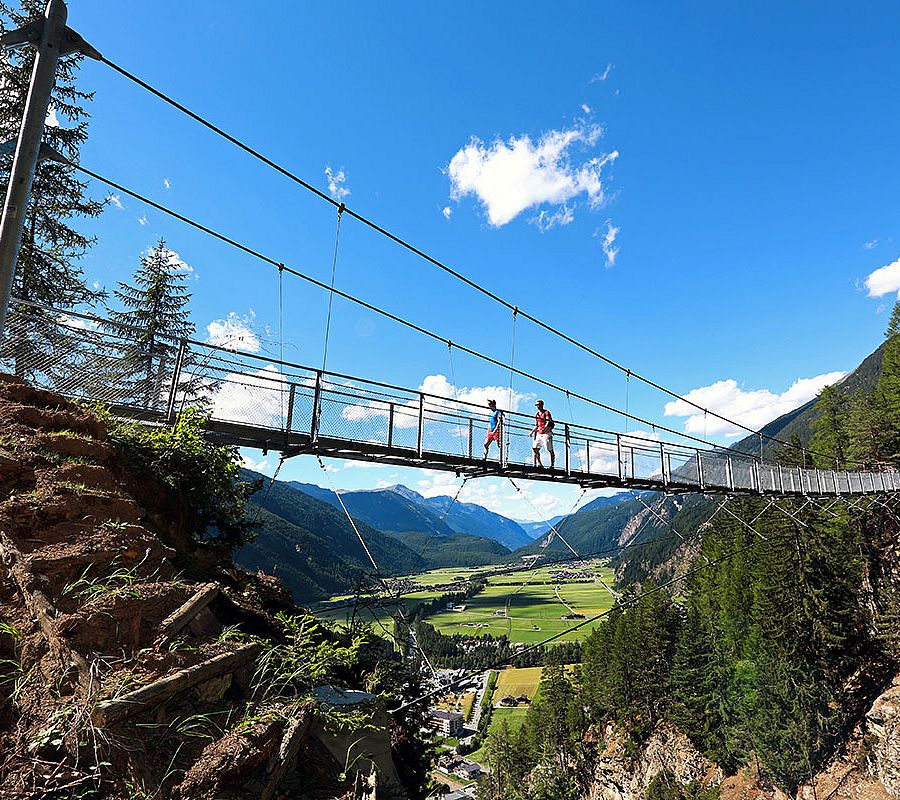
[53,1,900,520]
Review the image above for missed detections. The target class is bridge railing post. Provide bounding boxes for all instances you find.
[416,393,424,457]
[726,455,735,491]
[660,442,667,488]
[696,451,704,490]
[467,418,472,459]
[777,463,784,494]
[310,371,322,442]
[586,439,591,475]
[165,338,187,425]
[388,403,395,448]
[283,383,296,446]
[564,425,571,475]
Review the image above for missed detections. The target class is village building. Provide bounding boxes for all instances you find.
[429,709,465,737]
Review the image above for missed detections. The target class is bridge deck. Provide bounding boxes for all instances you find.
[2,300,895,499]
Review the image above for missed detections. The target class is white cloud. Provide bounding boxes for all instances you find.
[581,103,592,114]
[107,194,123,209]
[531,204,574,233]
[341,374,532,428]
[442,206,453,220]
[664,373,846,437]
[45,106,59,128]
[447,124,617,227]
[206,311,260,353]
[149,245,193,275]
[58,313,98,332]
[591,64,613,83]
[325,166,350,201]
[599,219,619,267]
[137,215,147,226]
[864,256,900,298]
[241,453,269,473]
[163,178,171,190]
[863,239,879,250]
[212,364,288,426]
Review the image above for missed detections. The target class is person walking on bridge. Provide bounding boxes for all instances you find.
[484,399,503,461]
[531,400,555,468]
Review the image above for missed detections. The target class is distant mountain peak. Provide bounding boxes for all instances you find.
[388,484,425,503]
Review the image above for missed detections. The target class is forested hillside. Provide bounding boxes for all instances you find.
[475,308,900,800]
[238,472,427,603]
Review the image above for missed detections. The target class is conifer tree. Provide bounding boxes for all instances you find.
[875,301,900,463]
[105,240,194,409]
[810,384,848,469]
[846,389,884,465]
[0,1,105,375]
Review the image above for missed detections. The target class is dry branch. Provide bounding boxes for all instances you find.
[92,643,260,726]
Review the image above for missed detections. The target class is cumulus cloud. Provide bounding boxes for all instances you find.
[325,166,350,201]
[442,206,452,220]
[107,194,123,209]
[45,106,59,128]
[664,373,846,437]
[341,374,532,430]
[58,313,99,332]
[206,311,260,353]
[599,219,619,267]
[581,103,592,114]
[212,364,288,426]
[151,245,193,275]
[864,256,900,298]
[241,453,269,473]
[447,123,617,227]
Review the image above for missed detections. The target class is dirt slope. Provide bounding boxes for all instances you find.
[0,374,383,799]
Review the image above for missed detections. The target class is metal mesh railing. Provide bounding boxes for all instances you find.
[1,299,896,498]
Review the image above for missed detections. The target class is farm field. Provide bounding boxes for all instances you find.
[424,559,615,644]
[493,666,543,702]
[468,707,529,764]
[314,559,615,645]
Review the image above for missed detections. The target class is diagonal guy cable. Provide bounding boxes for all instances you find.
[509,478,622,605]
[718,500,771,542]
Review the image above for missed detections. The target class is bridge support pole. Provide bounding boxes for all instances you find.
[564,424,570,475]
[310,372,322,441]
[165,338,187,424]
[416,393,424,457]
[0,0,98,335]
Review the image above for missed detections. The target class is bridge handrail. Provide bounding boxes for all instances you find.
[4,298,896,498]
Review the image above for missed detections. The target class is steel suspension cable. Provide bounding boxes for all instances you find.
[66,159,735,454]
[96,53,837,464]
[315,455,379,572]
[321,203,345,372]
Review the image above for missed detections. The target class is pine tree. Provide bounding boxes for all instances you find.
[875,301,900,463]
[845,389,884,466]
[0,1,105,377]
[810,384,848,469]
[105,240,194,409]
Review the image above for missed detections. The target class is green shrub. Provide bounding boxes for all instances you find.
[97,406,259,546]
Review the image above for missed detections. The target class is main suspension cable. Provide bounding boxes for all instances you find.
[96,53,834,463]
[68,159,737,454]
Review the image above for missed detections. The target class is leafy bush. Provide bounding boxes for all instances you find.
[98,406,259,545]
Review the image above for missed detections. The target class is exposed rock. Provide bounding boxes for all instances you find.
[588,723,720,800]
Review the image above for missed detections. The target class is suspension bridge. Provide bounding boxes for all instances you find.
[0,300,894,498]
[0,0,895,506]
